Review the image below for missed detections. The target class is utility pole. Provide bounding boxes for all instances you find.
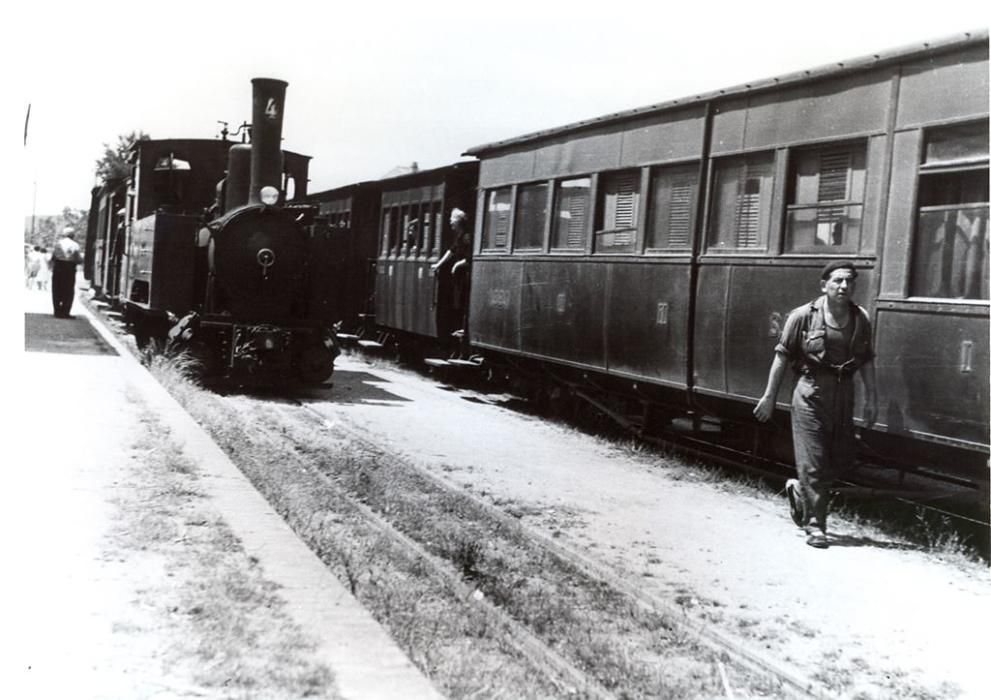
[31,180,37,242]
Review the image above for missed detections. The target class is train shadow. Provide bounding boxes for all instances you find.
[214,370,411,407]
[292,369,412,406]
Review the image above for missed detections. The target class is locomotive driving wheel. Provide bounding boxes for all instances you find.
[297,342,335,385]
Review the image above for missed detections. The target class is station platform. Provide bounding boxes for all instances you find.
[4,285,441,699]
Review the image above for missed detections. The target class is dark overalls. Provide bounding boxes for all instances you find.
[776,296,874,531]
[51,259,77,317]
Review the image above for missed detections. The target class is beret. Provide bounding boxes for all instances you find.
[821,260,857,280]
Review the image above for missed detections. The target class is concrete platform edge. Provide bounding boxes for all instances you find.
[78,302,443,700]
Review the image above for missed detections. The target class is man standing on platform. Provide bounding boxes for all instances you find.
[51,227,83,318]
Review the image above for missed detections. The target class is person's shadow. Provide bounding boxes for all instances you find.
[824,533,923,552]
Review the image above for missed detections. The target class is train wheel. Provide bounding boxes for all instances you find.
[297,344,335,385]
[134,322,151,351]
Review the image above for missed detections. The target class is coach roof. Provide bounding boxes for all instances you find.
[463,29,988,157]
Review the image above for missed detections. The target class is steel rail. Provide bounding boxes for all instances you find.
[287,399,617,700]
[296,399,831,700]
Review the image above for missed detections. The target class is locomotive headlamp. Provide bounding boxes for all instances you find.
[260,186,280,205]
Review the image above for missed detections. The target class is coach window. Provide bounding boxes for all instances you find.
[645,164,698,252]
[389,206,402,256]
[432,202,443,257]
[412,204,426,256]
[594,169,640,254]
[420,203,432,258]
[380,208,393,256]
[482,187,512,251]
[514,182,548,252]
[400,208,410,256]
[909,121,989,300]
[551,177,591,251]
[707,153,775,252]
[784,143,865,254]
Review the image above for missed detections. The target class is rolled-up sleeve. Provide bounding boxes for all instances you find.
[774,309,803,360]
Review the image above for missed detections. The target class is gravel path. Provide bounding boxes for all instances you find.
[309,354,991,699]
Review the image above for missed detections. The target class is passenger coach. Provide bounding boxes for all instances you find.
[307,161,479,350]
[464,32,989,476]
[306,179,383,332]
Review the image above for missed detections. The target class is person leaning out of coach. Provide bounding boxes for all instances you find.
[50,226,83,318]
[753,261,877,549]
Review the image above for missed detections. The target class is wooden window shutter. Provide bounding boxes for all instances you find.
[494,198,510,248]
[667,179,694,247]
[733,162,770,248]
[613,172,639,229]
[818,151,851,202]
[734,178,761,247]
[567,193,586,247]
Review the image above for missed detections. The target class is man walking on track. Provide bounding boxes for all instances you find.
[753,261,878,549]
[51,227,83,318]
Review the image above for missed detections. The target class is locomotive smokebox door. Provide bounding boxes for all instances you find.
[209,209,307,320]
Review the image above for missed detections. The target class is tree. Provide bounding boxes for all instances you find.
[62,206,88,235]
[23,208,89,247]
[94,130,150,184]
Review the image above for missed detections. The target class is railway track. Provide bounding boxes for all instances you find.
[288,399,618,700]
[85,297,985,696]
[273,395,834,699]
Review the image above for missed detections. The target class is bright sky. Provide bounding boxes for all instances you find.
[9,0,989,218]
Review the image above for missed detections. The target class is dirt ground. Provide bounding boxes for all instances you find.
[302,354,990,699]
[9,294,338,699]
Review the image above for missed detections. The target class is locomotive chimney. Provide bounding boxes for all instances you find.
[248,77,287,205]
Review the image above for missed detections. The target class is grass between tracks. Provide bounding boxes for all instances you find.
[147,353,787,698]
[143,345,988,700]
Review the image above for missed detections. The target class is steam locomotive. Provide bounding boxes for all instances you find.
[85,79,338,386]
